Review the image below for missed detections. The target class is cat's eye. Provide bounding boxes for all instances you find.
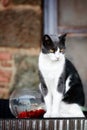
[60,49,64,53]
[49,49,55,53]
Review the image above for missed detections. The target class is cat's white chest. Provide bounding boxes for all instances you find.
[39,52,65,91]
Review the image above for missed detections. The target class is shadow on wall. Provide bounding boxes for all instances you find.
[66,36,87,107]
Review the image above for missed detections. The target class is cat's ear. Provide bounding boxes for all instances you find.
[43,34,51,47]
[59,33,67,42]
[43,34,51,42]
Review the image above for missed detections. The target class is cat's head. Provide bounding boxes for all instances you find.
[42,33,67,61]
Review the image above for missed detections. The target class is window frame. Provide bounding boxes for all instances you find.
[44,0,87,36]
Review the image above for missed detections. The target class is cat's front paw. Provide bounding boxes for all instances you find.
[44,112,51,118]
[51,112,59,118]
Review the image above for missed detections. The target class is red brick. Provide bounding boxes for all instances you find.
[0,70,12,83]
[0,61,12,67]
[0,52,12,61]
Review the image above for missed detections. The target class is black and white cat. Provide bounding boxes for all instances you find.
[38,34,85,118]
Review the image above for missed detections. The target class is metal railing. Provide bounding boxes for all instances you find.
[0,119,87,130]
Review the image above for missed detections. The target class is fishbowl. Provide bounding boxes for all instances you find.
[9,88,45,118]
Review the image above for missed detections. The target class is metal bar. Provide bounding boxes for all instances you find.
[84,120,87,130]
[43,0,58,34]
[75,120,78,130]
[59,120,63,130]
[66,120,69,130]
[54,120,57,130]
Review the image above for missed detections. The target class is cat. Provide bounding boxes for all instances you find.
[38,33,85,118]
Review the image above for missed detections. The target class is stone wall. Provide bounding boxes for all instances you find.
[0,0,42,98]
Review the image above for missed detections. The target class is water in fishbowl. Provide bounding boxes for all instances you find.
[9,88,45,117]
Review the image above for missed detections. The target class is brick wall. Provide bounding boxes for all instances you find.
[0,50,14,98]
[0,0,42,98]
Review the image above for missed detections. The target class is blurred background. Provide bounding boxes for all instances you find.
[0,0,42,98]
[0,0,87,107]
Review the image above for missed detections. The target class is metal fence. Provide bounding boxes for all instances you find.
[0,119,87,130]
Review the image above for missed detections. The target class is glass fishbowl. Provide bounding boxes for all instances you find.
[9,88,45,118]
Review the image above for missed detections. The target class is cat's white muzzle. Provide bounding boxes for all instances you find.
[48,53,63,61]
[48,48,64,61]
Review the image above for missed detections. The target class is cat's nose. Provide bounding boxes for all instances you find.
[56,57,59,60]
[55,55,59,60]
[55,54,59,59]
[55,52,60,60]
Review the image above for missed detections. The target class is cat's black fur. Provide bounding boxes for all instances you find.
[39,34,85,106]
[62,59,84,106]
